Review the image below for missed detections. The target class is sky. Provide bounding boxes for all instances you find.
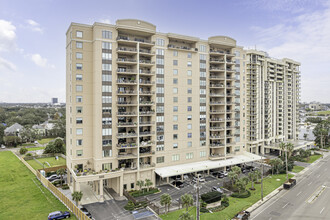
[0,0,329,103]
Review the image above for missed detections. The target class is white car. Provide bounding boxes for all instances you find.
[193,177,206,183]
[1,145,6,149]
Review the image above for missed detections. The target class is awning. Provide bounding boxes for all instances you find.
[155,152,263,178]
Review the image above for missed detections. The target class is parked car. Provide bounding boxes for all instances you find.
[1,145,6,149]
[47,174,58,180]
[219,171,228,177]
[171,180,184,188]
[233,210,250,220]
[48,176,61,182]
[212,186,224,194]
[183,174,189,180]
[80,207,94,219]
[48,211,70,219]
[193,177,205,183]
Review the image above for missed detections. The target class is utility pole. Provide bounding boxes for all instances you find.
[285,144,288,182]
[261,153,264,201]
[196,177,200,220]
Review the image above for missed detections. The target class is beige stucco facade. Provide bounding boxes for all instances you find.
[66,19,300,200]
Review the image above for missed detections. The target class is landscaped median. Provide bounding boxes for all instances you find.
[292,165,305,173]
[0,151,76,219]
[160,174,294,220]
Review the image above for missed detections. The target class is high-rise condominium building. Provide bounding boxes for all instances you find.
[65,19,299,200]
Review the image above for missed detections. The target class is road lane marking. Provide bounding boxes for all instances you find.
[307,185,326,204]
[297,191,302,197]
[282,202,289,209]
[320,207,325,214]
[308,182,313,186]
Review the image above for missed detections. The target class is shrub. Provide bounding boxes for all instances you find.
[231,190,251,198]
[222,195,229,207]
[62,185,69,190]
[46,171,56,177]
[200,207,209,213]
[19,147,28,155]
[124,201,135,211]
[26,153,32,156]
[201,191,222,204]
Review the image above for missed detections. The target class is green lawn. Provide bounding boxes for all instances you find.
[307,154,322,163]
[0,151,76,219]
[27,146,46,151]
[26,157,66,170]
[19,143,36,147]
[316,110,330,115]
[160,174,294,220]
[292,166,305,173]
[37,138,55,145]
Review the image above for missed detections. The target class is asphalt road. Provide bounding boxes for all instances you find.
[251,153,330,220]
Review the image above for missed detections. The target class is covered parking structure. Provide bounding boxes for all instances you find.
[264,140,314,156]
[154,152,263,183]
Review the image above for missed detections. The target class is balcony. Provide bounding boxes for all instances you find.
[209,110,225,114]
[117,122,137,127]
[139,121,154,125]
[117,47,137,54]
[117,132,138,138]
[140,140,154,147]
[210,143,225,148]
[117,69,137,75]
[117,36,154,45]
[210,84,224,88]
[117,112,137,116]
[139,131,155,136]
[116,79,137,85]
[210,126,225,131]
[139,49,155,56]
[168,44,197,52]
[210,93,225,97]
[116,58,137,64]
[210,101,225,105]
[140,151,155,157]
[139,110,155,115]
[117,90,137,95]
[139,101,155,106]
[210,67,225,72]
[209,154,226,160]
[139,91,155,95]
[209,59,224,64]
[209,135,225,139]
[139,70,155,76]
[139,80,155,85]
[117,101,138,106]
[117,143,138,148]
[117,153,137,159]
[209,49,225,55]
[139,60,155,66]
[210,75,225,80]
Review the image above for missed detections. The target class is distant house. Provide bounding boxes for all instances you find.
[4,123,23,136]
[32,121,55,136]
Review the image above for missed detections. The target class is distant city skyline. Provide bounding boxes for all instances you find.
[0,0,329,103]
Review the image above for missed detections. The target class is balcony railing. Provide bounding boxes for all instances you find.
[117,133,138,137]
[117,101,137,105]
[140,111,155,115]
[116,80,137,84]
[117,36,154,44]
[210,84,224,88]
[117,122,137,126]
[117,58,137,63]
[117,47,137,53]
[210,118,224,122]
[117,90,137,95]
[117,143,137,148]
[139,121,154,125]
[139,60,155,65]
[117,112,137,115]
[140,131,155,136]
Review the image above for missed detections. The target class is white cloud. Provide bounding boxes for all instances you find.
[27,53,55,68]
[25,19,43,33]
[0,19,17,52]
[251,2,330,102]
[0,56,16,71]
[99,18,111,24]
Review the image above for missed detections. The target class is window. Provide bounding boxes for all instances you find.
[76,52,83,59]
[102,96,111,103]
[187,53,192,58]
[200,89,206,94]
[173,143,178,149]
[157,156,165,163]
[173,87,178,94]
[187,79,193,86]
[157,135,164,142]
[76,74,82,81]
[156,78,164,84]
[156,97,164,103]
[200,106,206,112]
[156,106,164,113]
[173,69,178,75]
[156,38,165,46]
[102,117,112,125]
[131,183,134,189]
[199,54,206,60]
[173,51,178,56]
[102,30,112,39]
[173,60,178,66]
[187,97,192,102]
[187,61,192,67]
[102,42,112,50]
[186,153,193,159]
[102,52,112,60]
[102,74,112,82]
[173,97,178,102]
[200,44,206,52]
[76,96,82,103]
[187,115,192,120]
[188,133,192,138]
[76,150,83,156]
[76,31,83,38]
[156,68,164,74]
[76,63,83,70]
[173,124,178,130]
[200,151,206,157]
[172,154,180,161]
[76,107,83,113]
[76,128,83,135]
[76,85,83,92]
[76,117,83,124]
[76,42,83,49]
[200,97,206,103]
[102,85,111,93]
[157,116,164,122]
[187,106,192,111]
[200,63,206,69]
[173,115,178,121]
[173,134,178,140]
[102,128,112,136]
[187,88,192,94]
[156,49,164,55]
[173,106,178,112]
[76,139,83,146]
[187,124,192,130]
[187,142,192,147]
[156,58,164,65]
[200,71,206,77]
[156,145,164,151]
[102,163,112,170]
[156,87,164,94]
[157,125,164,132]
[187,70,192,76]
[102,63,112,71]
[173,78,178,84]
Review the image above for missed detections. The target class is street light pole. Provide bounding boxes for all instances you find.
[196,177,200,220]
[261,153,264,201]
[285,145,288,182]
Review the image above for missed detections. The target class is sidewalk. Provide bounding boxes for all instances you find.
[246,152,329,213]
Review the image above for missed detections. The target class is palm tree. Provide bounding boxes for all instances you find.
[287,143,294,158]
[279,142,286,157]
[254,170,261,182]
[136,180,144,192]
[231,166,242,176]
[273,158,283,174]
[56,168,66,187]
[145,179,153,192]
[179,212,194,220]
[236,177,248,193]
[72,191,83,206]
[160,193,172,214]
[181,193,193,211]
[248,172,256,189]
[269,159,276,175]
[228,171,238,186]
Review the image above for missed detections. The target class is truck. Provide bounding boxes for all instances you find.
[283,178,296,189]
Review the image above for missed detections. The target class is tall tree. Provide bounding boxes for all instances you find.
[56,168,66,187]
[181,193,193,211]
[144,179,152,192]
[160,193,172,214]
[179,212,194,220]
[72,191,83,206]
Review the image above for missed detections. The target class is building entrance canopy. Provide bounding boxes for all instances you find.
[155,152,263,178]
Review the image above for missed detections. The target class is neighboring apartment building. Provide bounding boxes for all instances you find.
[65,19,298,200]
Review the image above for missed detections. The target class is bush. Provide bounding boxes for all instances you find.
[200,207,209,213]
[46,171,57,177]
[61,184,69,190]
[231,190,251,198]
[124,201,135,211]
[129,188,159,197]
[222,195,229,207]
[26,153,32,156]
[19,147,28,155]
[201,191,222,204]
